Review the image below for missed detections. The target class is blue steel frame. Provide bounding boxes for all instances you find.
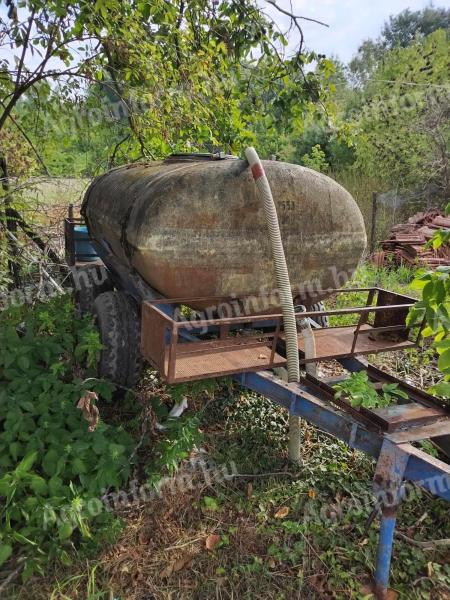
[233,370,450,599]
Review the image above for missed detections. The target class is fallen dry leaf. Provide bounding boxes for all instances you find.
[205,534,221,551]
[160,563,174,578]
[246,482,253,498]
[274,506,289,519]
[77,391,99,432]
[160,554,192,578]
[173,555,192,573]
[309,574,327,593]
[359,538,369,546]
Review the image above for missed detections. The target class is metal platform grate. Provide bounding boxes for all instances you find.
[169,339,286,381]
[140,288,423,384]
[288,324,417,363]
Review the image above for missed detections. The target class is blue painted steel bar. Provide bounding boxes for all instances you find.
[402,444,450,501]
[374,506,398,599]
[374,439,410,497]
[372,440,409,597]
[337,356,368,373]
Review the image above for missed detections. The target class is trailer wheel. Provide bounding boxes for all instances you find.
[294,302,330,327]
[307,301,329,328]
[73,265,113,315]
[93,291,142,390]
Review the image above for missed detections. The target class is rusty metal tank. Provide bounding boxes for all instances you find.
[81,155,366,305]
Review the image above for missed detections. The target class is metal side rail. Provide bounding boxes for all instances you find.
[328,357,450,460]
[234,370,450,599]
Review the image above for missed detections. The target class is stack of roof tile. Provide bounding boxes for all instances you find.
[373,209,450,268]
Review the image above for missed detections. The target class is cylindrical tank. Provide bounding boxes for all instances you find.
[81,155,366,306]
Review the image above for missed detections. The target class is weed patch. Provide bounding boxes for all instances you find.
[0,297,135,581]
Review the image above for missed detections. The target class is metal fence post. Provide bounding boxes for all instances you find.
[370,192,378,254]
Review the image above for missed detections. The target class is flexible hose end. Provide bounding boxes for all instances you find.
[245,147,265,181]
[245,147,259,166]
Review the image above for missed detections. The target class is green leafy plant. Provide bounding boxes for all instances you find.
[407,203,450,398]
[301,144,330,172]
[333,371,408,409]
[146,410,202,484]
[0,296,135,580]
[352,29,449,195]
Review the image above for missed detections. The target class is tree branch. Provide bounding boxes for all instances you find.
[102,42,153,159]
[0,154,21,287]
[109,133,131,168]
[265,1,329,28]
[14,6,36,88]
[6,207,62,265]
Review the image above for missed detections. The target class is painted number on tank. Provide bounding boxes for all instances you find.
[280,200,295,211]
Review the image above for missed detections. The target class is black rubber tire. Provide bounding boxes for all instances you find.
[93,291,142,389]
[73,265,113,315]
[307,301,329,328]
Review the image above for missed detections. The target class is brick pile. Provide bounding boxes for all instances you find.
[373,209,450,268]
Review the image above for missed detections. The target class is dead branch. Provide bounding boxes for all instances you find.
[265,0,329,54]
[265,1,329,28]
[3,228,64,293]
[5,207,63,266]
[395,531,450,550]
[0,557,26,595]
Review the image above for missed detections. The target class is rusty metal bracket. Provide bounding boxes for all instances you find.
[373,439,410,505]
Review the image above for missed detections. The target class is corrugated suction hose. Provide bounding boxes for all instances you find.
[245,147,316,463]
[245,148,300,383]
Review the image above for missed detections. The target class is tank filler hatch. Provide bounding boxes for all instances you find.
[164,152,238,162]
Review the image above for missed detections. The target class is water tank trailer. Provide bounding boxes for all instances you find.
[65,153,450,599]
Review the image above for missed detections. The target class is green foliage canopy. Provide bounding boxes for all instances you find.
[0,0,333,174]
[352,30,450,196]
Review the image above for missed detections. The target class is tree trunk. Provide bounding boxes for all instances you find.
[0,154,21,288]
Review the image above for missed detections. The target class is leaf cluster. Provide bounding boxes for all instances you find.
[333,371,407,409]
[0,295,134,580]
